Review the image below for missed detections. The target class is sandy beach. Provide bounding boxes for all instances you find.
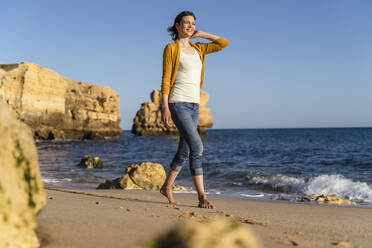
[36,185,372,248]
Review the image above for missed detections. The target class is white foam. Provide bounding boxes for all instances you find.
[173,190,197,194]
[42,177,60,184]
[304,175,372,202]
[247,174,372,203]
[42,177,72,184]
[240,193,264,198]
[250,174,305,192]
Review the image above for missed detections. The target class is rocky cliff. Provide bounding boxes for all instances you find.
[0,62,123,140]
[132,90,213,135]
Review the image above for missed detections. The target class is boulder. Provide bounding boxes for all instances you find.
[301,194,356,205]
[131,89,213,136]
[120,162,166,190]
[78,155,103,168]
[0,62,123,140]
[0,102,46,247]
[140,217,262,248]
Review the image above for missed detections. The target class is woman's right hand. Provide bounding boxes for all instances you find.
[162,106,172,126]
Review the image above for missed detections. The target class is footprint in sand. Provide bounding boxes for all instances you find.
[178,211,209,221]
[272,236,298,246]
[215,210,266,226]
[167,204,180,210]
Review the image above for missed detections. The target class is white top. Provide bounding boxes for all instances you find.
[169,47,202,104]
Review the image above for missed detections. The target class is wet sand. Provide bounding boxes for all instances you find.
[36,185,372,248]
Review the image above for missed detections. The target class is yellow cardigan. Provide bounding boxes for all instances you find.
[161,37,229,95]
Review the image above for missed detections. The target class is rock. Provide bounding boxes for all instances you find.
[78,155,103,168]
[131,89,213,136]
[172,185,192,191]
[0,102,46,247]
[120,162,166,190]
[301,194,356,205]
[140,217,262,248]
[96,178,122,189]
[0,62,123,140]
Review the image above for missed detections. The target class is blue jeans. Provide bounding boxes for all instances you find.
[168,102,203,176]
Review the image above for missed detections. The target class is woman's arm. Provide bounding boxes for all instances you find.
[191,30,229,54]
[161,44,172,95]
[161,44,173,126]
[191,30,220,41]
[161,93,172,126]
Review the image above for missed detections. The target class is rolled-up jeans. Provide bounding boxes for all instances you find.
[168,102,203,176]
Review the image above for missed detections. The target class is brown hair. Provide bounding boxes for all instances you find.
[167,11,196,41]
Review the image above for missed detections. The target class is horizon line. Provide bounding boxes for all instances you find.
[121,126,372,132]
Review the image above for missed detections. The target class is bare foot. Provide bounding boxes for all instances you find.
[198,198,215,209]
[160,185,178,205]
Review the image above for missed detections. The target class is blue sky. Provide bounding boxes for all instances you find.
[2,1,371,130]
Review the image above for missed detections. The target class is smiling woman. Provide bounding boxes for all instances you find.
[159,10,228,209]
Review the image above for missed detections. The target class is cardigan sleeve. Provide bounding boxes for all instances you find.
[196,37,229,55]
[161,44,173,95]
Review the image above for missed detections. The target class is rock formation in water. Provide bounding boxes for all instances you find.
[78,155,104,168]
[0,62,123,140]
[131,89,213,135]
[0,102,46,247]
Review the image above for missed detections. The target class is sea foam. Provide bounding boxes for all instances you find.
[248,174,372,203]
[42,177,72,185]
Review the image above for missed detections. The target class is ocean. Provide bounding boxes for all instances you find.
[37,128,372,207]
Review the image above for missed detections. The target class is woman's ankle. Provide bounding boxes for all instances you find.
[198,194,207,200]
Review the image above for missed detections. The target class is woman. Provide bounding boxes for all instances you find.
[160,11,228,209]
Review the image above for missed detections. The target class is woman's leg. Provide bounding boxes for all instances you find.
[160,168,179,204]
[192,175,213,208]
[160,135,189,204]
[189,103,214,208]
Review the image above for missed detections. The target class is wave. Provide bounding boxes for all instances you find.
[42,177,72,184]
[247,174,372,203]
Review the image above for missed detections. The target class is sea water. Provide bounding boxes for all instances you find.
[37,128,372,207]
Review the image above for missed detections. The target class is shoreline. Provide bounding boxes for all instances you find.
[41,181,372,209]
[36,184,372,248]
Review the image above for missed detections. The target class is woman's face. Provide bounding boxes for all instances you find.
[176,15,195,38]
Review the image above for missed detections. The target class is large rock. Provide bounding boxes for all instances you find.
[120,162,166,190]
[0,102,46,247]
[97,162,166,190]
[131,90,213,135]
[140,217,262,248]
[0,62,123,140]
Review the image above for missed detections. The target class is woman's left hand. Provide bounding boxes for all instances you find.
[190,30,203,39]
[190,30,220,42]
